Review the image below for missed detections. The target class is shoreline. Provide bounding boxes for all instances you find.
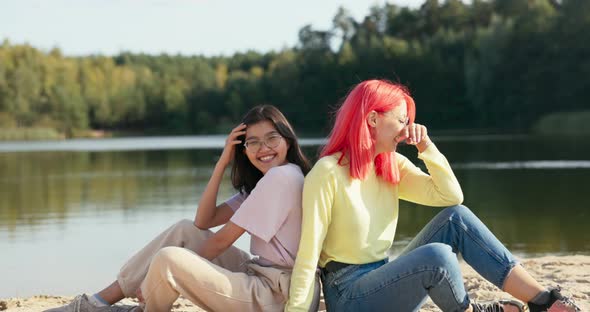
[1,255,588,311]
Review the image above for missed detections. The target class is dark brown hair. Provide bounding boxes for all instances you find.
[231,105,311,194]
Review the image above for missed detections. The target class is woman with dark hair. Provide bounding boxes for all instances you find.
[286,80,580,312]
[46,105,320,312]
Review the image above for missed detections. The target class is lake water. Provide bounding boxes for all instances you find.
[1,135,589,297]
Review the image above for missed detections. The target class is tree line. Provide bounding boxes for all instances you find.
[1,0,589,138]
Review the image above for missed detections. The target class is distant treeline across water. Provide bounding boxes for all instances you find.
[1,0,589,139]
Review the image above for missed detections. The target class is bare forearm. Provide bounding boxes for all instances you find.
[196,123,246,229]
[196,222,245,261]
[196,236,231,261]
[194,162,227,228]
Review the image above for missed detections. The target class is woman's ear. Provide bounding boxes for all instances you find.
[367,111,378,128]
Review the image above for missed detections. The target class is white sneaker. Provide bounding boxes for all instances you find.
[43,294,140,312]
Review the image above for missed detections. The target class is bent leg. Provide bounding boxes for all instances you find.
[140,246,287,312]
[323,243,470,312]
[400,205,517,289]
[117,219,251,297]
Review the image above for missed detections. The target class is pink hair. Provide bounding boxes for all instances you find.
[320,79,416,185]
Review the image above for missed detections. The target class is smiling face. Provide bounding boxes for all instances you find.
[243,120,290,174]
[372,99,409,155]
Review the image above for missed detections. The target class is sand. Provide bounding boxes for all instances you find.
[1,255,588,311]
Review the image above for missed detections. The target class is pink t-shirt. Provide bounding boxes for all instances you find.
[225,163,304,268]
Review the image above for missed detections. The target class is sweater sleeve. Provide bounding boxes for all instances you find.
[285,158,335,311]
[398,143,464,206]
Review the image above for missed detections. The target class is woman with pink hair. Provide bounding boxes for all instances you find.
[285,80,580,312]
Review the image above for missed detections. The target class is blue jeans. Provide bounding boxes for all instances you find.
[320,205,518,312]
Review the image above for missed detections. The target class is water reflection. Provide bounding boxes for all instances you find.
[1,136,589,296]
[0,150,228,234]
[2,137,589,252]
[393,136,590,256]
[393,169,590,257]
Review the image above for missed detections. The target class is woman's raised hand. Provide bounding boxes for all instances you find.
[395,123,432,152]
[218,123,247,167]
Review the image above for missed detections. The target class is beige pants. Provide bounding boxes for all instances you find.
[117,219,320,312]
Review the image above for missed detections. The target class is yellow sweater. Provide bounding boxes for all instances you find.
[285,144,464,311]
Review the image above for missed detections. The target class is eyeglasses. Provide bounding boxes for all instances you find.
[244,134,284,152]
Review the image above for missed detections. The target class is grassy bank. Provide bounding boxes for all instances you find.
[0,128,64,141]
[3,111,589,141]
[0,128,118,141]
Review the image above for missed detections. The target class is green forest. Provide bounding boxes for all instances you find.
[1,0,589,140]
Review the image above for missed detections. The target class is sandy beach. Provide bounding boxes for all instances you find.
[1,255,588,311]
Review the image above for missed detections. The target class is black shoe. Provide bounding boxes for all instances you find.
[527,287,581,312]
[471,299,526,312]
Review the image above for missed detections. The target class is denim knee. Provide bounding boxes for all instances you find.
[442,204,472,218]
[440,205,474,219]
[421,243,458,269]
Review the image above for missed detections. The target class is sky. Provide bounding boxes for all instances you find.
[1,0,426,57]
